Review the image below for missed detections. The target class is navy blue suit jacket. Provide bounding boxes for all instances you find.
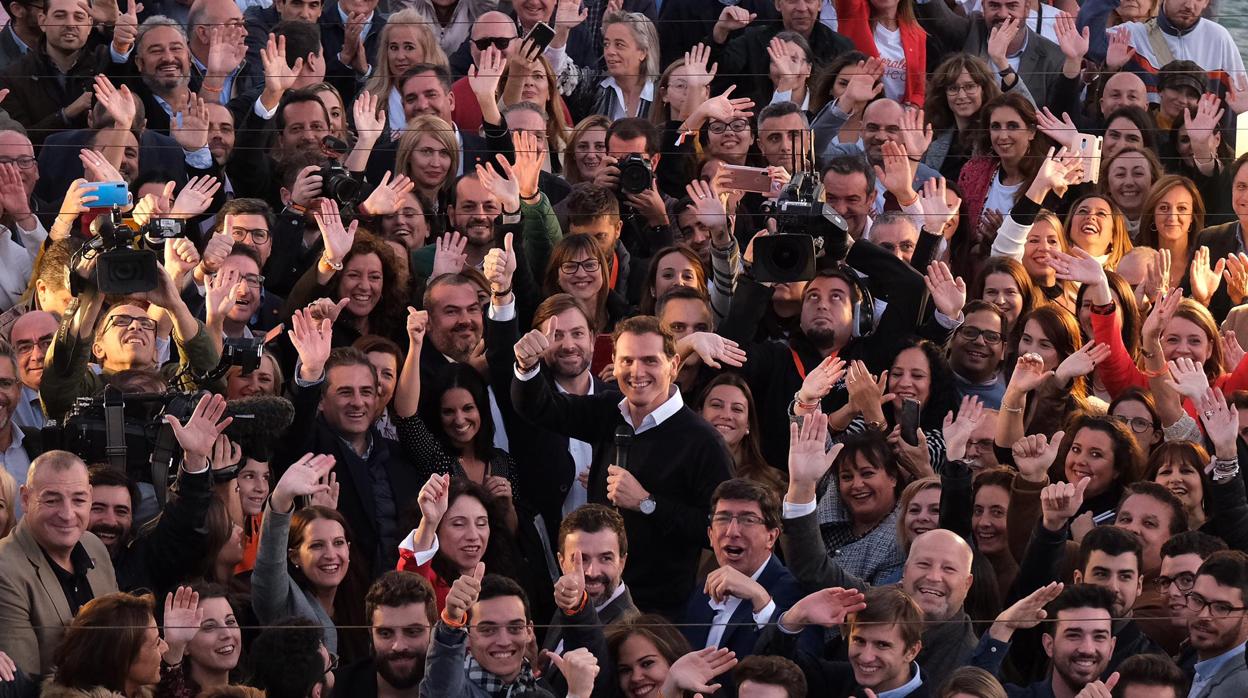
[680,555,802,662]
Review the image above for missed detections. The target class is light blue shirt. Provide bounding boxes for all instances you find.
[1190,642,1247,698]
[878,663,923,698]
[336,7,375,44]
[191,54,242,106]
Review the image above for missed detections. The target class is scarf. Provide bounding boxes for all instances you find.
[465,655,538,697]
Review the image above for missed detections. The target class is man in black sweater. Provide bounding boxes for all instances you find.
[511,314,731,619]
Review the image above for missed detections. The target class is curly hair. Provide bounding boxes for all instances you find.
[326,230,408,343]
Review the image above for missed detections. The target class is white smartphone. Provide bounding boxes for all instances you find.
[1075,134,1103,184]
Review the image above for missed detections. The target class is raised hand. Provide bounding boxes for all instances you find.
[692,85,756,128]
[943,395,985,462]
[1227,73,1248,115]
[1055,341,1111,383]
[1222,253,1248,304]
[1105,28,1137,70]
[164,237,202,286]
[683,43,717,91]
[780,587,867,630]
[1040,477,1090,530]
[288,307,333,382]
[924,261,967,319]
[315,198,358,267]
[476,160,520,213]
[1189,246,1225,305]
[79,149,125,183]
[873,140,915,200]
[1048,247,1107,286]
[352,90,385,145]
[360,171,415,217]
[683,332,748,369]
[839,58,884,113]
[787,412,844,497]
[261,33,304,106]
[918,177,958,236]
[468,45,506,98]
[545,648,599,698]
[1012,431,1065,483]
[205,23,248,81]
[846,360,894,417]
[165,392,233,466]
[795,356,847,406]
[431,231,468,278]
[162,586,203,660]
[1074,673,1120,698]
[445,562,486,624]
[1197,387,1238,458]
[171,92,210,153]
[1032,146,1084,199]
[1008,352,1051,395]
[553,0,589,34]
[1164,357,1211,401]
[111,0,142,54]
[1054,11,1090,61]
[987,17,1021,69]
[270,452,337,512]
[310,470,339,508]
[1185,93,1226,151]
[899,108,932,161]
[767,36,806,91]
[662,647,739,697]
[307,297,351,324]
[483,232,517,297]
[1036,108,1081,149]
[685,179,729,241]
[171,175,221,218]
[418,473,451,529]
[988,581,1064,642]
[198,228,234,276]
[1142,288,1182,344]
[503,129,543,201]
[1223,330,1246,371]
[407,307,429,347]
[94,74,136,131]
[554,549,586,612]
[712,5,755,43]
[515,315,556,371]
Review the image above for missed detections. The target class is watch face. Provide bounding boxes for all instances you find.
[640,499,656,514]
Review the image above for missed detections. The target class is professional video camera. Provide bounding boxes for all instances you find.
[73,202,188,295]
[617,154,653,195]
[321,136,364,205]
[753,171,850,284]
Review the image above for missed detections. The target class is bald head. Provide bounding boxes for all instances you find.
[470,11,517,64]
[902,529,975,622]
[1100,72,1147,117]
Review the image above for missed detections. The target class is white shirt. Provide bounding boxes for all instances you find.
[559,378,595,519]
[0,221,46,312]
[387,86,406,135]
[704,556,777,649]
[873,24,907,103]
[598,76,656,121]
[618,387,683,435]
[983,171,1023,221]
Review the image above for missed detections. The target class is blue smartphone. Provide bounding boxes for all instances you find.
[84,181,131,208]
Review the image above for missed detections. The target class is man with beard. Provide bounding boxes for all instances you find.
[9,310,57,431]
[424,567,599,698]
[0,0,44,70]
[127,17,197,134]
[779,414,981,688]
[334,570,437,698]
[1109,0,1244,93]
[719,240,943,467]
[485,294,608,540]
[948,301,1008,408]
[83,395,228,596]
[1156,532,1227,657]
[974,583,1117,697]
[0,0,136,144]
[512,314,732,618]
[544,504,636,654]
[1185,551,1248,697]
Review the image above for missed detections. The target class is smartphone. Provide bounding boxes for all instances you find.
[84,181,131,208]
[590,333,614,377]
[1075,134,1103,185]
[899,398,921,447]
[524,21,556,55]
[721,164,773,194]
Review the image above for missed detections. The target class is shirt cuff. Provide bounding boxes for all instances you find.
[489,299,516,322]
[254,97,278,120]
[398,529,439,565]
[514,363,540,381]
[183,146,212,170]
[752,599,776,628]
[782,499,816,519]
[771,89,793,106]
[110,45,132,63]
[935,309,963,329]
[293,359,324,387]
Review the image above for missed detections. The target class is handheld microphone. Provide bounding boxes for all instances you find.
[614,425,634,472]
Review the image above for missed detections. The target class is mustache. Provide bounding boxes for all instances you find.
[91,523,124,538]
[451,321,478,333]
[381,650,421,662]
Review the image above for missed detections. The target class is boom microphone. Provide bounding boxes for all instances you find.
[223,395,296,461]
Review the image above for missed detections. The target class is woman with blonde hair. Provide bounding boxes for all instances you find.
[563,115,611,185]
[396,114,459,217]
[364,9,448,129]
[896,477,940,552]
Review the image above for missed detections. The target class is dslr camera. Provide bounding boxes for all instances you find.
[616,154,653,195]
[753,173,850,284]
[320,136,364,205]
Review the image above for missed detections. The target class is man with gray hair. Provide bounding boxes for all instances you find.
[186,0,265,119]
[0,450,118,677]
[129,16,195,133]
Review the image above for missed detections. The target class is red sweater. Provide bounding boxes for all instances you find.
[835,0,927,106]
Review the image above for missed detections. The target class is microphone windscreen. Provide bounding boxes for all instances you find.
[224,395,296,461]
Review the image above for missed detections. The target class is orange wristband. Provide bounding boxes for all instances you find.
[441,608,468,628]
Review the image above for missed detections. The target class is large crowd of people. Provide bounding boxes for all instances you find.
[0,0,1240,696]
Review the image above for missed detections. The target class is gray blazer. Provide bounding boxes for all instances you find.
[1190,654,1248,698]
[0,521,117,677]
[251,509,338,653]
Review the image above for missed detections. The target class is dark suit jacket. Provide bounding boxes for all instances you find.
[1183,221,1242,323]
[0,25,28,73]
[0,522,118,677]
[680,555,802,663]
[0,44,118,145]
[319,2,386,103]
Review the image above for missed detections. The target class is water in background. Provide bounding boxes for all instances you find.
[1225,1,1248,63]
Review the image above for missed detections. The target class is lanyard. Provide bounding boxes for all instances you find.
[790,346,807,380]
[609,250,620,289]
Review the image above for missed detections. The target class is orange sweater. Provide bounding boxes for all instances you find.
[835,0,927,106]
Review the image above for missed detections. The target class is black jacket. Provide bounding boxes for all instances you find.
[319,2,385,104]
[113,467,213,600]
[0,43,118,146]
[35,128,188,207]
[1183,221,1242,324]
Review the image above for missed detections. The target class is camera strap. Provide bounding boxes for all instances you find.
[148,424,180,507]
[102,385,128,474]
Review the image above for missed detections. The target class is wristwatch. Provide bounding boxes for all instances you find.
[639,497,656,515]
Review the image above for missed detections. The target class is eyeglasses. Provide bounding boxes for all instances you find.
[107,314,157,332]
[955,326,1003,345]
[13,337,51,357]
[0,156,36,170]
[1156,572,1196,593]
[221,273,266,289]
[473,36,513,52]
[1185,591,1248,618]
[945,82,982,96]
[560,259,601,275]
[1113,415,1155,434]
[709,512,767,529]
[230,226,270,244]
[708,119,750,135]
[325,651,339,674]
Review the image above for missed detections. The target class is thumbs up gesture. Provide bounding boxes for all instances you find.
[515,314,557,372]
[445,562,486,625]
[554,549,587,612]
[484,232,517,298]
